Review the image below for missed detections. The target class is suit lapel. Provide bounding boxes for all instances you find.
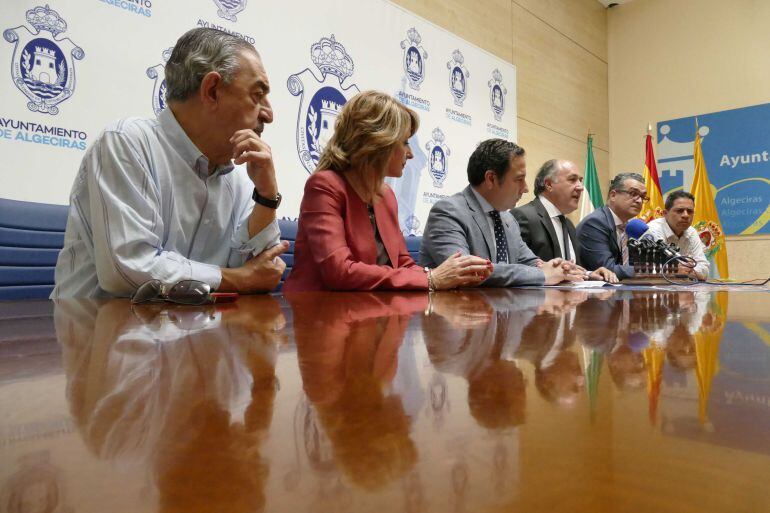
[565,217,579,264]
[534,198,561,259]
[463,187,495,258]
[602,206,620,254]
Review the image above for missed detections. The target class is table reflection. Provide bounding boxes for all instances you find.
[288,292,425,492]
[55,296,285,513]
[2,288,767,513]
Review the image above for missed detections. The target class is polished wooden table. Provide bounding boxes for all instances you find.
[1,288,769,513]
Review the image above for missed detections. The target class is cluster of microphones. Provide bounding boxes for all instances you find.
[625,219,697,278]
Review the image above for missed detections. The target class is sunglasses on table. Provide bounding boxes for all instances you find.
[131,279,238,305]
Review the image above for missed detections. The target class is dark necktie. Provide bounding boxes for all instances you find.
[557,214,571,261]
[489,211,509,264]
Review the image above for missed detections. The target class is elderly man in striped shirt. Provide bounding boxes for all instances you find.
[52,28,287,298]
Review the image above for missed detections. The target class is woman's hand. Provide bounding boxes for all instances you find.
[431,252,493,290]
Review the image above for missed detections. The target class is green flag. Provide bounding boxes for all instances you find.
[579,134,604,220]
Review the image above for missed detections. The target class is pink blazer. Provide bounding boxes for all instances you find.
[282,170,428,292]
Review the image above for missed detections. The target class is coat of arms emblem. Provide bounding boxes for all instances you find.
[446,49,469,107]
[488,68,507,122]
[425,128,451,188]
[288,35,360,174]
[4,5,85,115]
[146,47,173,117]
[213,0,248,22]
[401,27,427,91]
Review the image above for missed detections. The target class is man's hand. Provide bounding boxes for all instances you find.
[231,129,277,197]
[676,263,698,278]
[589,266,618,283]
[231,129,280,238]
[219,241,289,293]
[541,258,585,285]
[431,291,494,328]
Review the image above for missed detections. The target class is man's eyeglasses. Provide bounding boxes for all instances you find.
[616,189,650,202]
[131,279,237,305]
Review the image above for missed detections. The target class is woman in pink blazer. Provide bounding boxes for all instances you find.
[283,91,492,292]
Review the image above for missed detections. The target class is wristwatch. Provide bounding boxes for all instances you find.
[252,188,282,209]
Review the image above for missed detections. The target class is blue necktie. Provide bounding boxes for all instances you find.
[489,211,509,264]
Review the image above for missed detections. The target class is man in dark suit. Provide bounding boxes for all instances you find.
[513,159,616,282]
[420,139,585,286]
[576,172,647,279]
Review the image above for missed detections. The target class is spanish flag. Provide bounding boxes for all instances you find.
[638,128,665,222]
[691,125,729,279]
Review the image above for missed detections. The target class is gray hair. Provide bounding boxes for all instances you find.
[164,28,256,103]
[534,159,561,196]
[609,172,645,194]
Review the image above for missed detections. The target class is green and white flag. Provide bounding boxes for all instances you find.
[579,134,604,221]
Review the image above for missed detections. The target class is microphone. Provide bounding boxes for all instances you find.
[653,239,682,260]
[625,218,649,240]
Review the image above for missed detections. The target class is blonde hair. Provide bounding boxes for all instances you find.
[314,90,419,202]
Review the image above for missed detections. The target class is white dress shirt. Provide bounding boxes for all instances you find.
[539,196,575,261]
[646,217,710,279]
[52,108,280,298]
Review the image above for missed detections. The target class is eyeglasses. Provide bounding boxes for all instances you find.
[131,279,237,305]
[616,189,650,202]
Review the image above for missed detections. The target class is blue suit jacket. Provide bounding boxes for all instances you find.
[575,206,635,279]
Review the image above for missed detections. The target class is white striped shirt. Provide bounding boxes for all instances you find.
[52,108,280,298]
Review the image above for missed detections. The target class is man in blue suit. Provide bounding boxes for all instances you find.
[576,172,647,279]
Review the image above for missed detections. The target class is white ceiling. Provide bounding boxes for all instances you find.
[596,0,635,7]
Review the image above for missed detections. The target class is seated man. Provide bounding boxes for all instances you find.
[513,159,617,282]
[420,138,583,286]
[576,172,646,279]
[52,28,287,298]
[646,191,709,279]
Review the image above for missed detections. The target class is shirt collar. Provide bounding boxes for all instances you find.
[650,217,678,241]
[539,195,562,218]
[470,186,497,214]
[608,206,625,228]
[159,108,235,180]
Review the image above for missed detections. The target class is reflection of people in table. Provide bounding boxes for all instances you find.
[55,296,284,513]
[289,292,426,489]
[516,290,587,405]
[424,290,547,429]
[665,323,696,370]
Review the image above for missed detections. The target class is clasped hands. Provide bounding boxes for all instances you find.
[536,258,618,285]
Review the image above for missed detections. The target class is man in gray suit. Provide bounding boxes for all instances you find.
[420,139,583,286]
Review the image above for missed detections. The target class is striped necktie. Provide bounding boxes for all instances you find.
[619,223,629,265]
